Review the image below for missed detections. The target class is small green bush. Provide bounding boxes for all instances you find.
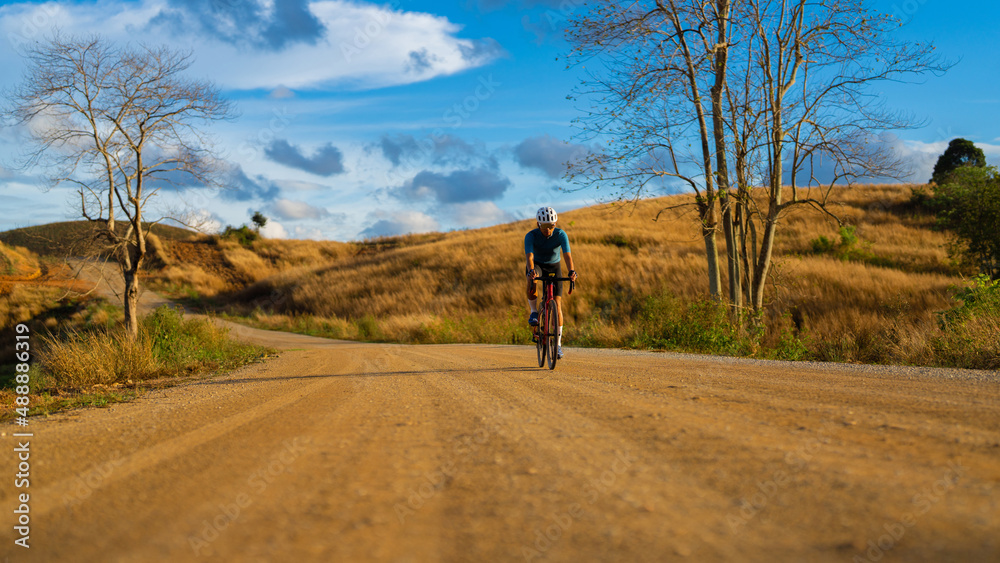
[144,305,265,374]
[222,224,259,247]
[809,225,892,267]
[810,235,836,254]
[630,292,757,356]
[355,315,384,341]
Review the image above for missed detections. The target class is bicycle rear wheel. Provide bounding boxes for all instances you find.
[536,305,546,367]
[546,303,558,370]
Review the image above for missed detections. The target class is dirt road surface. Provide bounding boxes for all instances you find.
[1,270,998,561]
[1,330,998,562]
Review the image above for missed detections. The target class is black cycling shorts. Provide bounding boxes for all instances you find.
[534,261,564,297]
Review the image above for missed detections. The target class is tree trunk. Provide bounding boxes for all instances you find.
[123,193,146,339]
[669,7,721,301]
[752,129,783,311]
[123,268,140,339]
[710,0,738,311]
[722,199,741,311]
[703,222,722,301]
[751,205,778,311]
[737,201,757,303]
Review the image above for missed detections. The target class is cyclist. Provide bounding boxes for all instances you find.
[525,206,577,359]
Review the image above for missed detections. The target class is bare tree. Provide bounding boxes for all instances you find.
[567,0,946,318]
[730,0,946,312]
[567,0,733,301]
[5,34,234,337]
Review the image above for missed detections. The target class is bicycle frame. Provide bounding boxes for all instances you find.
[531,274,574,370]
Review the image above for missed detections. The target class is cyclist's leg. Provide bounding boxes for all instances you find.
[540,261,564,304]
[548,261,565,354]
[526,274,539,325]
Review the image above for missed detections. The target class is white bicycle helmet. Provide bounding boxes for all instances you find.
[536,206,558,223]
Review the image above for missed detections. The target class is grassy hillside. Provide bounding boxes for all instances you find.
[0,220,197,257]
[0,226,271,418]
[139,184,997,368]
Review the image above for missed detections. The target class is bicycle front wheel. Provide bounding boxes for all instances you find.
[536,307,546,367]
[546,303,558,370]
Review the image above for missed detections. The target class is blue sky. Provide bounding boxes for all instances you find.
[0,0,997,240]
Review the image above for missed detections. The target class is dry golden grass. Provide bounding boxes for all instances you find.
[158,263,231,296]
[0,242,66,330]
[39,328,160,388]
[155,184,994,366]
[0,241,40,277]
[255,184,957,321]
[149,235,358,297]
[218,241,276,282]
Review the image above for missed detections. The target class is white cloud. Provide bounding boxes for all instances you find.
[184,208,224,234]
[894,138,1000,183]
[360,210,438,238]
[514,135,591,178]
[267,198,331,220]
[0,1,502,91]
[292,226,324,239]
[273,179,329,192]
[443,201,513,228]
[260,219,288,239]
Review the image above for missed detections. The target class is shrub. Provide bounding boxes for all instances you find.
[630,292,756,356]
[929,166,1000,279]
[926,276,1000,370]
[221,224,259,247]
[38,305,268,390]
[40,327,160,388]
[355,315,384,341]
[144,305,264,374]
[930,138,986,184]
[810,235,836,254]
[809,225,892,267]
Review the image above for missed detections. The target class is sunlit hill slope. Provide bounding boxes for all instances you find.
[143,184,992,366]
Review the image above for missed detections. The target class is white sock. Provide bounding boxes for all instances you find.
[557,326,563,347]
[529,299,537,313]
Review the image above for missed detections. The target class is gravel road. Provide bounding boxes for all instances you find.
[1,267,997,562]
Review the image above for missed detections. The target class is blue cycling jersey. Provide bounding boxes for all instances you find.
[524,228,571,265]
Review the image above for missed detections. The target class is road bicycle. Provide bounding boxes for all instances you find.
[530,273,575,370]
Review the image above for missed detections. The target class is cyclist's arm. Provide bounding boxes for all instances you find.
[564,251,577,280]
[525,252,535,277]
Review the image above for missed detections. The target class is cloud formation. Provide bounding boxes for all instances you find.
[0,1,503,91]
[514,135,590,178]
[186,208,225,234]
[260,219,289,238]
[894,137,1000,183]
[379,133,492,168]
[265,139,345,176]
[360,210,439,238]
[395,168,511,203]
[780,135,1000,186]
[222,165,282,201]
[148,0,325,51]
[441,201,514,228]
[266,198,331,220]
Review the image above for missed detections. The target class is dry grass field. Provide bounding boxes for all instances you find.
[0,241,96,330]
[140,183,996,369]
